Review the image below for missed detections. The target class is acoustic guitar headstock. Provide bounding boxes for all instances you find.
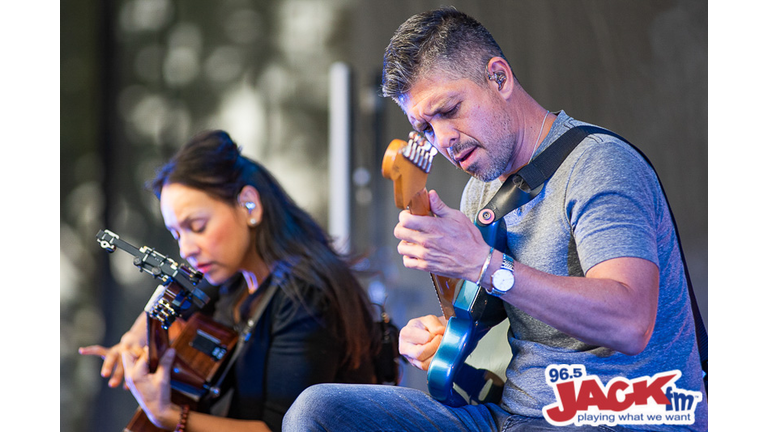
[96,229,210,310]
[381,131,438,211]
[144,282,189,330]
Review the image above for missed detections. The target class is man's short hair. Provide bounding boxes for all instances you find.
[382,7,509,101]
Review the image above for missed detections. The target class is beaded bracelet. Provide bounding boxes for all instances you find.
[174,405,190,432]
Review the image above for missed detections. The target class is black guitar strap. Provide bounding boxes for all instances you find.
[475,125,708,392]
[204,264,283,413]
[476,126,599,230]
[474,126,593,249]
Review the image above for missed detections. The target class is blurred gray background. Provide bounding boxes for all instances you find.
[60,1,706,431]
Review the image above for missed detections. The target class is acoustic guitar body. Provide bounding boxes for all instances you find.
[124,312,238,432]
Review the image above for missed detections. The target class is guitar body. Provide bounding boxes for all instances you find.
[427,279,509,407]
[124,286,239,432]
[382,133,511,407]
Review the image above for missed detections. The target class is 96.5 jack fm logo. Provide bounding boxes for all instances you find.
[542,364,704,427]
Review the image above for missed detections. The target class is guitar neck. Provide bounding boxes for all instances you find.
[407,189,458,319]
[382,133,460,320]
[147,315,170,373]
[407,188,432,218]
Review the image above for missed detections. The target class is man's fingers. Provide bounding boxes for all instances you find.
[400,320,431,345]
[421,315,447,335]
[401,334,443,371]
[427,190,449,217]
[399,315,446,367]
[396,210,435,235]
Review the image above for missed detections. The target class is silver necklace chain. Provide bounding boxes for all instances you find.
[528,110,550,163]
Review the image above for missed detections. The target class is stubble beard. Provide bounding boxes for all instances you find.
[468,106,518,182]
[455,136,516,182]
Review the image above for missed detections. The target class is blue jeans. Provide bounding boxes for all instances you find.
[283,384,632,431]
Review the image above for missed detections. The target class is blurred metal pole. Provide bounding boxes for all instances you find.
[90,0,129,430]
[328,62,353,254]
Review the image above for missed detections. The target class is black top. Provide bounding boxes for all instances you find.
[204,271,376,431]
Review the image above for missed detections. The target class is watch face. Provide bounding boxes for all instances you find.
[493,269,514,292]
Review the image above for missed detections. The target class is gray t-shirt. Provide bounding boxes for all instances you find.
[460,112,707,430]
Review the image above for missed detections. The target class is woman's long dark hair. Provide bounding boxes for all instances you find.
[151,130,375,368]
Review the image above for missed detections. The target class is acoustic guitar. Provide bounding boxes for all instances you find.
[381,132,509,407]
[96,230,238,432]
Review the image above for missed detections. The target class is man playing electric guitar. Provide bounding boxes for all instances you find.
[285,7,707,431]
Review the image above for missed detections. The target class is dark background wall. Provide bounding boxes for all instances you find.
[59,1,707,431]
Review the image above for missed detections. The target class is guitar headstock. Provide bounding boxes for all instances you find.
[96,229,210,310]
[144,282,188,330]
[381,131,438,210]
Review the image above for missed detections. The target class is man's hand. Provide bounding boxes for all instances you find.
[394,190,489,282]
[398,315,447,371]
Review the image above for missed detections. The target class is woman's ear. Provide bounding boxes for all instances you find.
[237,185,263,227]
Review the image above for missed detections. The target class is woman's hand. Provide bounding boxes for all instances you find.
[398,315,446,371]
[122,347,181,430]
[78,316,146,389]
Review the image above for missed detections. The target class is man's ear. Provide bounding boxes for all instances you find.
[485,57,515,98]
[237,185,263,227]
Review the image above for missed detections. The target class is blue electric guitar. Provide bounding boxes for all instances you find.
[382,132,509,407]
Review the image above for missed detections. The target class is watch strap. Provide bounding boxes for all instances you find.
[499,254,514,272]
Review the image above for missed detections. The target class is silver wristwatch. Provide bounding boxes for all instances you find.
[488,254,515,296]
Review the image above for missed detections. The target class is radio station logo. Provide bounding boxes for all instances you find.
[542,364,703,427]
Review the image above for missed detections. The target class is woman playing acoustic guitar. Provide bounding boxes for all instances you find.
[80,130,379,431]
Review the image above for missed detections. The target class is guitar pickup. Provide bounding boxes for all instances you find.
[190,329,229,361]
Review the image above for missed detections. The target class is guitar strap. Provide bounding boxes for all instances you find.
[476,126,599,231]
[475,125,707,392]
[474,125,594,249]
[204,263,285,411]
